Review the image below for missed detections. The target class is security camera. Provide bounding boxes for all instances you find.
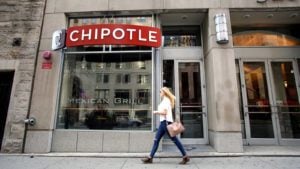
[24,117,36,126]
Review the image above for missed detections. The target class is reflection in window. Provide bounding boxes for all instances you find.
[114,89,131,104]
[137,89,150,104]
[137,75,149,84]
[115,63,123,69]
[69,16,152,27]
[233,31,300,47]
[136,61,146,69]
[163,26,201,47]
[243,62,270,112]
[243,62,274,138]
[116,74,131,84]
[164,35,198,47]
[271,62,300,138]
[95,89,109,101]
[96,73,109,83]
[57,53,152,130]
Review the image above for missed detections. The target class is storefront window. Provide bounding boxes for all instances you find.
[69,16,152,27]
[57,53,152,130]
[233,31,300,47]
[232,25,300,47]
[57,16,154,130]
[162,26,201,47]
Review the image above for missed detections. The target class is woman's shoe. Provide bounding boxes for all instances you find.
[141,157,153,164]
[179,156,190,164]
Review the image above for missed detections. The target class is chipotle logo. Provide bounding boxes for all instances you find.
[66,24,162,48]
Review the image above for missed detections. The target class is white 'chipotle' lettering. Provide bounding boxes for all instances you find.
[70,27,157,42]
[66,24,162,48]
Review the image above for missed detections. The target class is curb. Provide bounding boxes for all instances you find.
[1,152,300,158]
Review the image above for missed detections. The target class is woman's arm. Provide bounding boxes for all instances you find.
[154,109,167,115]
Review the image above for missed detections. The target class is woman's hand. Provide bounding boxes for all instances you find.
[153,110,159,114]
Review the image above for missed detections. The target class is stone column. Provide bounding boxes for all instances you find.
[23,1,66,153]
[203,8,243,153]
[0,0,46,153]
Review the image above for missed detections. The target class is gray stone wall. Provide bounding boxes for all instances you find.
[0,0,46,153]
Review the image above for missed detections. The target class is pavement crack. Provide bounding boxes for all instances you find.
[120,158,128,169]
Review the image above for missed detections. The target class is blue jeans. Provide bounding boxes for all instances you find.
[150,120,187,158]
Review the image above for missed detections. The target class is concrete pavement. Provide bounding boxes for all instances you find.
[0,156,300,169]
[1,146,300,169]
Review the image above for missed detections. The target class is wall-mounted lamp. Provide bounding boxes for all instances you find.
[214,13,229,44]
[257,0,267,3]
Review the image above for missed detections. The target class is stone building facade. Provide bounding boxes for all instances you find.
[0,0,46,153]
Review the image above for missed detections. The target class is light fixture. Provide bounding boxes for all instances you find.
[284,80,288,88]
[181,15,187,20]
[267,14,274,18]
[257,0,267,3]
[243,14,251,19]
[289,13,298,18]
[81,56,87,69]
[214,13,229,44]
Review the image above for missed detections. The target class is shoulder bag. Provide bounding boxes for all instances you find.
[167,119,185,137]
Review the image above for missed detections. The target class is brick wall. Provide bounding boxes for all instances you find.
[0,0,46,153]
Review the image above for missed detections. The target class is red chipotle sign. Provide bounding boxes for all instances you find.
[66,24,162,48]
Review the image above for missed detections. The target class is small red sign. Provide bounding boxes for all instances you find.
[42,62,52,69]
[66,24,162,48]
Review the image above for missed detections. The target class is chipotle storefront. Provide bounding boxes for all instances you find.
[24,5,245,152]
[51,16,162,152]
[24,1,246,153]
[25,11,215,152]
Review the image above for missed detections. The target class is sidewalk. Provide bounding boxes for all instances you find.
[1,146,300,169]
[1,145,300,158]
[0,155,300,169]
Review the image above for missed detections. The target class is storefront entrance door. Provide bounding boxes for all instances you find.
[163,59,208,144]
[239,59,300,145]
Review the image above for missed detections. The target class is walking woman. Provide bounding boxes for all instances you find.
[141,87,190,164]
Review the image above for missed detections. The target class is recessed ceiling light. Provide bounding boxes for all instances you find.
[257,0,267,3]
[182,15,187,20]
[243,14,251,19]
[289,13,298,18]
[267,14,274,18]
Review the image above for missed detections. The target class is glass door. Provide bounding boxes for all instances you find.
[174,60,207,144]
[240,60,278,145]
[239,59,300,145]
[269,60,300,145]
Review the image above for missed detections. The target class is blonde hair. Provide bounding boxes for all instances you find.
[161,87,176,108]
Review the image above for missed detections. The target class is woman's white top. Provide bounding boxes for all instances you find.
[158,97,174,122]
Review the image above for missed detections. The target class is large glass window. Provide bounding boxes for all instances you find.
[243,62,274,138]
[232,25,300,47]
[69,16,152,27]
[57,16,153,130]
[162,26,201,47]
[57,53,152,130]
